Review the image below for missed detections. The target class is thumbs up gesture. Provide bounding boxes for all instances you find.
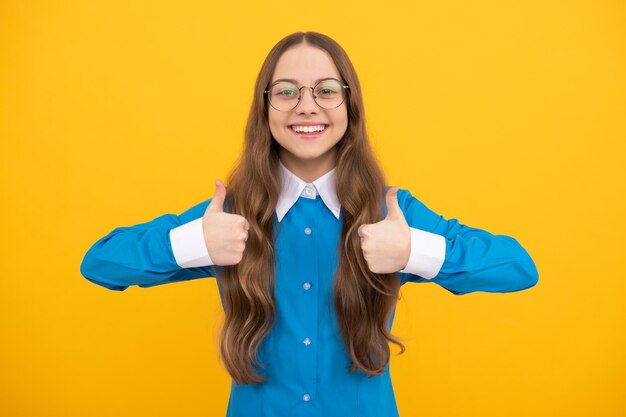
[201,179,250,266]
[357,187,411,274]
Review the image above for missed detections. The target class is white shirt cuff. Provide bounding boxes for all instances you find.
[169,218,214,268]
[399,227,446,279]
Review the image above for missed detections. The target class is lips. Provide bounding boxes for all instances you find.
[289,124,328,133]
[288,124,328,139]
[288,122,328,132]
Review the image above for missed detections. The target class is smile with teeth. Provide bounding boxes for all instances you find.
[290,124,327,133]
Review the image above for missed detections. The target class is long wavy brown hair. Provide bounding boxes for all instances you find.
[217,31,405,386]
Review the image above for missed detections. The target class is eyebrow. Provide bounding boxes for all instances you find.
[271,77,338,85]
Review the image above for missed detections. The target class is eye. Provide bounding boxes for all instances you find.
[278,88,298,96]
[315,80,341,97]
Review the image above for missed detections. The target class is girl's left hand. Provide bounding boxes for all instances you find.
[357,187,411,274]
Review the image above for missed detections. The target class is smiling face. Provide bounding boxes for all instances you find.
[268,43,349,182]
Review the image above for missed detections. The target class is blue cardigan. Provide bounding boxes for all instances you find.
[80,188,538,417]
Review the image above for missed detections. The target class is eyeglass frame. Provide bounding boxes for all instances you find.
[264,77,350,112]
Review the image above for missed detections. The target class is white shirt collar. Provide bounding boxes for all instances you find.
[276,159,341,222]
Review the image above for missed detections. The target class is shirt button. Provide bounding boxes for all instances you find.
[304,227,312,235]
[303,393,311,402]
[305,186,313,195]
[303,282,311,290]
[303,337,311,346]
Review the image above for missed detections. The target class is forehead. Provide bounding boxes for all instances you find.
[271,44,341,84]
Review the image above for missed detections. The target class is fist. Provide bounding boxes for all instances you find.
[202,179,250,266]
[357,187,411,274]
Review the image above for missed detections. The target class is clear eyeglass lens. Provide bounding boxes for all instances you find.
[268,79,345,111]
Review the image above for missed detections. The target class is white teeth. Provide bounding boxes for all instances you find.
[292,124,326,133]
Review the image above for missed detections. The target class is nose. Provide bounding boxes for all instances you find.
[295,87,318,114]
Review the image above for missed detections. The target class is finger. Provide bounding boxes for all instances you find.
[360,242,369,254]
[357,224,367,238]
[239,218,250,237]
[384,186,403,221]
[236,217,251,231]
[207,179,226,213]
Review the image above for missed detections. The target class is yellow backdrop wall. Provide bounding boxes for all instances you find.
[1,0,624,416]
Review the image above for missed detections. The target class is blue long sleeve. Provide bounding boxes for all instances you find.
[396,188,539,295]
[81,190,539,296]
[80,199,215,291]
[79,185,539,415]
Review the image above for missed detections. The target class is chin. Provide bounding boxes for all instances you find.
[293,151,326,160]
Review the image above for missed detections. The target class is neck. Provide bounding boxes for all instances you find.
[279,148,337,183]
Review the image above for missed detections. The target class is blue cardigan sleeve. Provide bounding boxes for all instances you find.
[395,188,539,295]
[80,198,218,291]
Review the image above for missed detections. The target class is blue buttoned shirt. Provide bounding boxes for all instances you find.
[80,161,539,416]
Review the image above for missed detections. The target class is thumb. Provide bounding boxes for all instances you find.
[384,186,404,221]
[207,179,226,213]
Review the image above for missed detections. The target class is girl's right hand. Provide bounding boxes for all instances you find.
[202,179,249,266]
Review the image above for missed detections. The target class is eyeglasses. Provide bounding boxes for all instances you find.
[264,78,350,112]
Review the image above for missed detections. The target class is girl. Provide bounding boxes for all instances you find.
[80,31,539,417]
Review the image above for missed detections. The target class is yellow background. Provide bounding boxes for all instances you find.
[1,0,624,416]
